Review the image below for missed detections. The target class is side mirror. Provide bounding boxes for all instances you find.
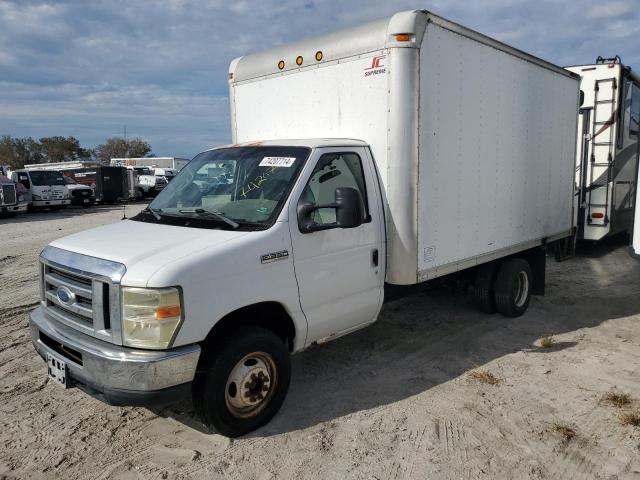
[298,187,364,233]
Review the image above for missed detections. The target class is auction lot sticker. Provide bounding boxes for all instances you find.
[259,157,296,167]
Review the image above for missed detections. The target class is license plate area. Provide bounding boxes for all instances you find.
[46,352,68,388]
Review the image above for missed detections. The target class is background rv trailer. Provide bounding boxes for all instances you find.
[567,56,640,242]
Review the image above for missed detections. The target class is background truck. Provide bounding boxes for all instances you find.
[29,10,579,437]
[0,174,28,217]
[567,56,640,242]
[10,169,70,210]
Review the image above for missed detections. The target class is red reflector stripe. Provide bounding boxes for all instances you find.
[591,212,604,219]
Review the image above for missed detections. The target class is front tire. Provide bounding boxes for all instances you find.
[193,327,291,437]
[494,258,532,317]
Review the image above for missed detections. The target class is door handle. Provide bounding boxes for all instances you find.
[372,248,379,267]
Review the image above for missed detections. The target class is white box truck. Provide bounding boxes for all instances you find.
[566,56,640,242]
[29,10,579,436]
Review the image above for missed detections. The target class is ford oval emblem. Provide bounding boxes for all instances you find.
[56,286,75,305]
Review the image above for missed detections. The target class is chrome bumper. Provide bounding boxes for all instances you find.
[0,203,27,213]
[30,306,200,404]
[32,199,70,206]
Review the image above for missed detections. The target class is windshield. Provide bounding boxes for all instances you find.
[134,167,153,176]
[136,146,310,230]
[29,171,66,186]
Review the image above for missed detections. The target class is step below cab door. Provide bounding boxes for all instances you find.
[288,146,385,345]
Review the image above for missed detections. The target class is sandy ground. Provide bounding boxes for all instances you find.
[1,205,640,480]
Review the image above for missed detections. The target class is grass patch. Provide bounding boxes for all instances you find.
[539,335,556,348]
[619,412,640,427]
[551,422,576,441]
[469,369,501,385]
[602,391,632,408]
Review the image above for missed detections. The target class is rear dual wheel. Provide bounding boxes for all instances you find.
[474,258,532,317]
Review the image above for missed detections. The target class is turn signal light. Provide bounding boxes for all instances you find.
[155,305,182,320]
[394,33,412,42]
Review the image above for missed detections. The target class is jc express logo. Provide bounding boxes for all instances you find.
[364,55,386,77]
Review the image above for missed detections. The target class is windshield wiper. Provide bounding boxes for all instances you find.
[142,207,162,220]
[178,208,239,229]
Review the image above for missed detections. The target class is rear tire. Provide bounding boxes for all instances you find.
[474,262,499,313]
[193,327,291,437]
[494,258,532,317]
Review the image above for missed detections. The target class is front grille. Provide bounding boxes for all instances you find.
[71,189,91,198]
[41,262,115,341]
[39,247,125,345]
[1,184,16,206]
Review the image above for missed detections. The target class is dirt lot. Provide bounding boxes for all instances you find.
[1,205,640,480]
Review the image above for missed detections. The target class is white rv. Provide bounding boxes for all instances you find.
[29,10,579,436]
[567,56,640,242]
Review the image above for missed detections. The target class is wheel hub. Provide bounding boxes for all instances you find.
[225,352,276,417]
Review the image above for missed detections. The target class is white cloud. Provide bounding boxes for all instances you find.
[587,1,633,18]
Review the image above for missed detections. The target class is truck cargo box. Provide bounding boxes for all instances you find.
[229,10,580,284]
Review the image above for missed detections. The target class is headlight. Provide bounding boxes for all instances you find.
[121,287,183,349]
[32,194,41,200]
[18,195,24,202]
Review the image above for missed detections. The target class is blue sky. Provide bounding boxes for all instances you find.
[1,0,639,158]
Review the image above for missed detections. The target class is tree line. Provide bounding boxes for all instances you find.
[0,135,152,169]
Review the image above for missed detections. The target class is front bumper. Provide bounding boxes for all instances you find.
[70,196,95,206]
[0,203,27,214]
[33,199,71,207]
[29,306,200,406]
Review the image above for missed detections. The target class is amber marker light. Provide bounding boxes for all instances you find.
[278,60,285,70]
[395,33,412,42]
[315,51,323,61]
[296,55,303,66]
[155,305,182,320]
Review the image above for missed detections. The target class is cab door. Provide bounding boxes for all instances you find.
[288,147,385,344]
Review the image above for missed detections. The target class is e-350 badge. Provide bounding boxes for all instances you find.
[260,250,289,264]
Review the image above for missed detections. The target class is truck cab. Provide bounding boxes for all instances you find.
[0,174,29,217]
[63,175,95,207]
[11,169,70,210]
[30,140,385,436]
[129,166,167,198]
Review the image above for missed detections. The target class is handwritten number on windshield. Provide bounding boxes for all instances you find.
[239,166,278,198]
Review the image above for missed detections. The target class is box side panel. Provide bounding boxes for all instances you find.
[232,53,390,182]
[417,23,578,277]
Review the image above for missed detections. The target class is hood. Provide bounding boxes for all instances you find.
[49,220,250,286]
[66,184,93,191]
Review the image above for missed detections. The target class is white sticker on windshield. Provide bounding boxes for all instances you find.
[259,157,296,167]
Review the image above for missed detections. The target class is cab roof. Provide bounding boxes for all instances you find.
[206,138,369,152]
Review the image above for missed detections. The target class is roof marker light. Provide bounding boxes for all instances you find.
[278,60,285,70]
[296,55,304,66]
[315,51,323,61]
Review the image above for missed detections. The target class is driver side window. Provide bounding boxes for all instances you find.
[301,152,369,226]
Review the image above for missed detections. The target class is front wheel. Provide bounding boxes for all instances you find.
[494,258,532,317]
[193,327,291,437]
